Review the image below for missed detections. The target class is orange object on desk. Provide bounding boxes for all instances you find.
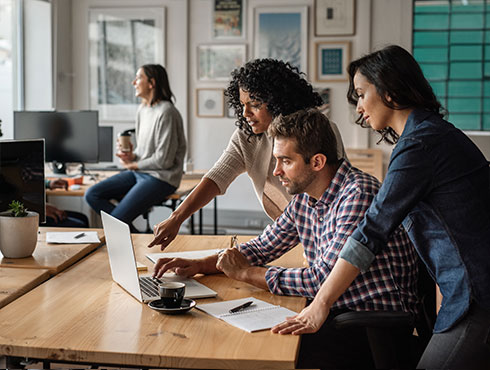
[47,176,84,186]
[65,176,84,186]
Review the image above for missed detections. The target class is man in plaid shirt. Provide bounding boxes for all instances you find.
[153,108,418,368]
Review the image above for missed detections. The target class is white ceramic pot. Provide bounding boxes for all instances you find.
[0,211,39,258]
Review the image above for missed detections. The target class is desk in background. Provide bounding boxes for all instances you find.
[0,234,306,369]
[47,171,218,234]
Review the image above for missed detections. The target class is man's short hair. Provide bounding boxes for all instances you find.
[268,108,340,165]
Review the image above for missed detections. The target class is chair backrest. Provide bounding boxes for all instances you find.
[346,148,384,182]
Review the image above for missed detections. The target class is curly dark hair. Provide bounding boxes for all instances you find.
[347,45,445,145]
[225,59,323,137]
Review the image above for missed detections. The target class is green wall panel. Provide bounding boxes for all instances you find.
[448,98,481,113]
[414,47,448,62]
[448,81,481,97]
[450,62,482,78]
[449,113,480,130]
[451,14,484,29]
[414,31,449,46]
[414,14,449,29]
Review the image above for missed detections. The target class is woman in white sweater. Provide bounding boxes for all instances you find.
[85,64,186,232]
[149,59,344,249]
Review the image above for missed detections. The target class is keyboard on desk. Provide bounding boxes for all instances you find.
[139,276,162,298]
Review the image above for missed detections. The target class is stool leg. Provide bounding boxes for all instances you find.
[213,197,218,235]
[190,214,195,235]
[199,209,203,235]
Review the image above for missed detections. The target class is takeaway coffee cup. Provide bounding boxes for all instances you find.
[118,131,132,152]
[158,281,185,308]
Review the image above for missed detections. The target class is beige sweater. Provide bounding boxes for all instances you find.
[134,101,186,188]
[205,122,346,220]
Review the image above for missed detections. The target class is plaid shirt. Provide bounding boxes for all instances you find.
[238,160,418,313]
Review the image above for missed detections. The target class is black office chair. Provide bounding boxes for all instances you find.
[332,260,436,369]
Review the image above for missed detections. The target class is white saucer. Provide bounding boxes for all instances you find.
[148,298,196,314]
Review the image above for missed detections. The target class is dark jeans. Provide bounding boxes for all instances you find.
[418,302,490,369]
[297,309,375,370]
[85,171,176,232]
[45,210,89,228]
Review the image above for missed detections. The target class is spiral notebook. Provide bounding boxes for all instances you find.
[196,297,297,333]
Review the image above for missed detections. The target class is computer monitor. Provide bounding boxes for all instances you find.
[0,139,46,223]
[14,111,99,173]
[98,126,113,162]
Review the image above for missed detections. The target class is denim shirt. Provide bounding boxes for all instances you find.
[340,108,490,333]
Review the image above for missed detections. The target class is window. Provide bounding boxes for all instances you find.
[413,0,490,131]
[0,0,14,138]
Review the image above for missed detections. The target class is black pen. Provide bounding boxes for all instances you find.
[229,301,254,313]
[74,232,85,239]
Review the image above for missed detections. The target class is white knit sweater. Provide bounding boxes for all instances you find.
[205,122,346,220]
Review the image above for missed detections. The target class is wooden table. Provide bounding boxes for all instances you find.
[0,234,306,369]
[0,227,104,274]
[0,267,50,309]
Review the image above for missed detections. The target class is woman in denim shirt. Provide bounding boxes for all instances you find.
[273,45,490,369]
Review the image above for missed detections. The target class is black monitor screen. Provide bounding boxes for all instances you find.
[98,126,113,162]
[0,139,45,222]
[14,111,99,164]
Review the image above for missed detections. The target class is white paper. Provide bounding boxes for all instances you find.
[146,248,222,264]
[196,297,297,333]
[46,231,100,244]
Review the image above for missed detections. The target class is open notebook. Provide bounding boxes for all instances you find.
[196,297,297,333]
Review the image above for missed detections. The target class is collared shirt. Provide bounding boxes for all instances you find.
[238,160,418,313]
[341,109,490,332]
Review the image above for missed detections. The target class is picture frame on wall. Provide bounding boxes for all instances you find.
[315,0,355,36]
[254,6,308,73]
[88,7,165,121]
[315,41,350,82]
[197,44,246,81]
[196,89,225,118]
[213,0,246,39]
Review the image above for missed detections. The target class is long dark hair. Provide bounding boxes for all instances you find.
[225,59,323,137]
[347,45,445,144]
[141,64,175,106]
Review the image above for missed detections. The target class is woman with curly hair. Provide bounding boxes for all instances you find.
[149,58,345,249]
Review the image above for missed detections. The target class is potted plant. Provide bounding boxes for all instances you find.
[0,200,39,258]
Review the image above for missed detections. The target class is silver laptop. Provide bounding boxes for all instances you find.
[101,211,217,302]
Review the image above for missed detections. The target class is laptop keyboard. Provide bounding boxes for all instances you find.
[139,276,163,297]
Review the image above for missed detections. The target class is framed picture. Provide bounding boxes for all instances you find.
[315,41,350,82]
[314,87,331,117]
[88,7,165,121]
[315,0,355,36]
[254,6,308,73]
[196,89,225,118]
[213,0,246,39]
[197,44,246,81]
